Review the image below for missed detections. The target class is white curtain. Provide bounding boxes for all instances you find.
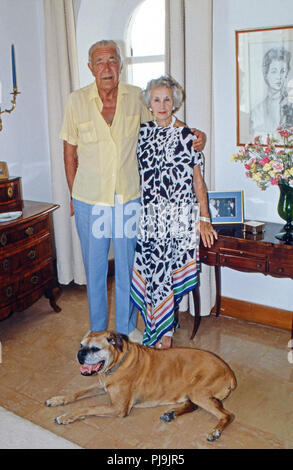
[166,0,215,316]
[43,0,86,285]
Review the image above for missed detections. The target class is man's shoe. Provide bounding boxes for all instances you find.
[128,328,143,344]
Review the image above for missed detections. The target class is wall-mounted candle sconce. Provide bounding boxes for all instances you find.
[0,45,21,131]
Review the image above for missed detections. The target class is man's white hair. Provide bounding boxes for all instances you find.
[88,40,122,65]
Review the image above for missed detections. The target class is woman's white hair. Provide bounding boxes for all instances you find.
[88,40,122,65]
[141,75,185,112]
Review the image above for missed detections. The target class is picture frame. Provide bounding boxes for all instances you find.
[236,25,293,146]
[208,191,244,225]
[0,162,9,180]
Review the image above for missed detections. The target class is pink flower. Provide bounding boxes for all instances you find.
[259,156,270,166]
[245,172,251,178]
[238,147,248,156]
[272,161,284,171]
[264,146,272,154]
[277,150,284,157]
[271,178,279,185]
[244,163,251,170]
[280,131,290,138]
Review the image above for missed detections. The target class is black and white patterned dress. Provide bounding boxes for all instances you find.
[130,118,203,346]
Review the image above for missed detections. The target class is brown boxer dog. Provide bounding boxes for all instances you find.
[45,331,237,442]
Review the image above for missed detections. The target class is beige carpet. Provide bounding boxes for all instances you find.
[0,406,81,449]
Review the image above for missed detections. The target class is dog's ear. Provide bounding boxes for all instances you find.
[107,332,128,352]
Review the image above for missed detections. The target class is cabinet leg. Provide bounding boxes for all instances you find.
[45,287,62,313]
[190,285,201,340]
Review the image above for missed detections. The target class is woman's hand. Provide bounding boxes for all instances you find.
[200,220,218,248]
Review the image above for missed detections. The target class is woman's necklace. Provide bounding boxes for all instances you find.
[155,115,176,128]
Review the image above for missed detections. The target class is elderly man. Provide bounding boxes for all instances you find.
[60,40,206,343]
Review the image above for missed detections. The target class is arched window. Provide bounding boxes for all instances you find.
[126,0,165,88]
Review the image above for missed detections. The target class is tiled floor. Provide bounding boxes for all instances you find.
[0,279,293,449]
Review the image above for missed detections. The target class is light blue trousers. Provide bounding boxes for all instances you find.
[73,196,140,335]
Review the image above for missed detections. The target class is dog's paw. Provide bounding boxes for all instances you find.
[160,411,175,423]
[45,396,66,407]
[207,429,222,442]
[55,414,75,425]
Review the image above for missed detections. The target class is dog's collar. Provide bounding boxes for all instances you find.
[105,343,130,375]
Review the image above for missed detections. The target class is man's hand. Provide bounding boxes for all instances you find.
[70,198,74,217]
[64,141,78,216]
[191,128,207,152]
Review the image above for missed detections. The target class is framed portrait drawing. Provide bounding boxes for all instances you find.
[208,191,244,225]
[236,25,293,146]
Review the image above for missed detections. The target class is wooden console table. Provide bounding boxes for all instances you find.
[191,222,293,341]
[0,200,61,321]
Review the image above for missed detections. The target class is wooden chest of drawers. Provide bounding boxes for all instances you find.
[0,200,60,320]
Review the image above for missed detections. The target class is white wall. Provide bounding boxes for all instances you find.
[0,0,51,202]
[76,0,143,88]
[213,0,293,310]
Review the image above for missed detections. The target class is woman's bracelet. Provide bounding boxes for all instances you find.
[199,216,211,223]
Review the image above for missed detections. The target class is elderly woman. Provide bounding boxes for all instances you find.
[130,75,217,349]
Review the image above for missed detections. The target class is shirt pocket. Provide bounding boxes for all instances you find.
[78,121,97,143]
[126,115,140,137]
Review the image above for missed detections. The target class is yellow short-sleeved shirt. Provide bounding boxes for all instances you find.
[60,81,152,206]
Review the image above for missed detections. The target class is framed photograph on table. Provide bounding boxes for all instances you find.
[236,25,293,146]
[208,191,244,224]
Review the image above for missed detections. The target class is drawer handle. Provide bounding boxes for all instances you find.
[28,249,36,260]
[256,263,262,268]
[6,286,13,298]
[31,275,40,285]
[278,268,284,273]
[2,258,10,271]
[7,187,13,199]
[222,258,226,263]
[25,226,34,236]
[0,233,7,246]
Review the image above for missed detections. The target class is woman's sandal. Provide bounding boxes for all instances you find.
[155,335,173,349]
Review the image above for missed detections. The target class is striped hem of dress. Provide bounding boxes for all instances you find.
[130,259,199,347]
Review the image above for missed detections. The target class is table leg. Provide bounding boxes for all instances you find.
[214,265,221,317]
[190,285,201,340]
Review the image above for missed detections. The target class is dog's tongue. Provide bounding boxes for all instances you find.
[80,362,103,375]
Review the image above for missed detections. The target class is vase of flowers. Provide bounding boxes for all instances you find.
[232,126,293,242]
